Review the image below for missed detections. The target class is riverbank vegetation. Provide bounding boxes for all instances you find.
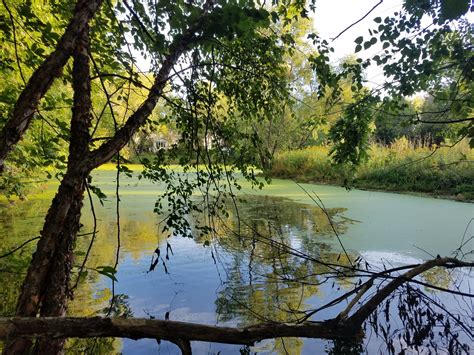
[0,0,473,353]
[269,139,474,200]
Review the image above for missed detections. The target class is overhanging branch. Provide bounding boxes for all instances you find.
[85,0,216,170]
[347,257,471,326]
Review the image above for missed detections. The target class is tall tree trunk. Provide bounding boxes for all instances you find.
[33,183,86,354]
[3,172,88,355]
[3,4,213,353]
[0,0,102,173]
[3,26,92,355]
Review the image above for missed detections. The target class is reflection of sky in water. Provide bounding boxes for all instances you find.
[81,174,474,354]
[2,172,472,354]
[91,191,471,353]
[361,250,423,266]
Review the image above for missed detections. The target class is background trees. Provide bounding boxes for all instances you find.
[327,0,473,164]
[0,0,472,353]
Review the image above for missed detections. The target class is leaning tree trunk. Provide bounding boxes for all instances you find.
[3,172,88,355]
[33,185,86,354]
[4,3,215,353]
[0,0,103,173]
[4,26,92,355]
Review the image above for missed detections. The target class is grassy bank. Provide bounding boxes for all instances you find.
[269,139,474,200]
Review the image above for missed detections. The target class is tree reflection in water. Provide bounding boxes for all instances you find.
[1,194,469,354]
[192,195,358,354]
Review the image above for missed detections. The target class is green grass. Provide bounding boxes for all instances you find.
[268,139,474,200]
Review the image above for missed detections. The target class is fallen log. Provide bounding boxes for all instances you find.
[1,259,471,354]
[0,317,361,346]
[0,316,364,354]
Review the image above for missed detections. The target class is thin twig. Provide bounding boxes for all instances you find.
[71,179,98,292]
[295,182,353,268]
[331,0,383,41]
[0,236,40,259]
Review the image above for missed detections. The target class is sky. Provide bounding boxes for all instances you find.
[314,0,474,87]
[133,0,473,87]
[313,0,404,86]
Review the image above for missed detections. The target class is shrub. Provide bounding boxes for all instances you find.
[269,139,474,199]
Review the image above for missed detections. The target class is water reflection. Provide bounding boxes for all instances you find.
[0,198,50,317]
[0,184,470,354]
[204,196,355,320]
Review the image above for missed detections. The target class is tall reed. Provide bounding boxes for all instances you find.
[269,138,474,199]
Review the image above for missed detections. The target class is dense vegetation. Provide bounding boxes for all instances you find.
[1,1,473,200]
[0,0,473,353]
[270,139,474,200]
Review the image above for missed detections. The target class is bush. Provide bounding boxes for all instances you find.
[270,146,352,184]
[269,139,474,199]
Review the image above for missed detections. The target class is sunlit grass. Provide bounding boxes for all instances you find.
[94,163,144,172]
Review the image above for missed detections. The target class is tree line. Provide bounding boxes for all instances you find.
[0,0,472,353]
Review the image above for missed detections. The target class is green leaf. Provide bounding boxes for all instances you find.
[96,266,118,282]
[439,0,470,20]
[355,36,364,44]
[355,44,362,52]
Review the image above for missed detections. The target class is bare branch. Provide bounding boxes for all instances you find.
[347,257,472,326]
[85,0,216,170]
[331,0,383,41]
[338,279,374,320]
[0,237,40,259]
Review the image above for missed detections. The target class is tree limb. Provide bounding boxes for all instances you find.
[337,279,373,320]
[0,0,103,173]
[347,257,470,326]
[4,24,94,355]
[331,0,383,41]
[85,0,216,170]
[1,257,471,353]
[0,317,359,345]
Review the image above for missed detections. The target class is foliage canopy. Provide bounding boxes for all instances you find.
[0,0,472,353]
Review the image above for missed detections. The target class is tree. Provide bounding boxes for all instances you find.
[326,0,474,164]
[0,0,472,354]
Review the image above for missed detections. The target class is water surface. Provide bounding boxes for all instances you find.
[0,171,472,354]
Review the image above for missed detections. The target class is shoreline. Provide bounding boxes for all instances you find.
[264,173,474,203]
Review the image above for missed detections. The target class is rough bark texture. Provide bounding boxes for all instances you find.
[0,317,359,345]
[3,26,92,355]
[39,23,91,316]
[33,191,85,355]
[12,173,86,317]
[0,0,102,173]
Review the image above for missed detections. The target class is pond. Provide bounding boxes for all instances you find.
[0,168,472,354]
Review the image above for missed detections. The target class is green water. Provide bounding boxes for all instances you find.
[0,170,472,354]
